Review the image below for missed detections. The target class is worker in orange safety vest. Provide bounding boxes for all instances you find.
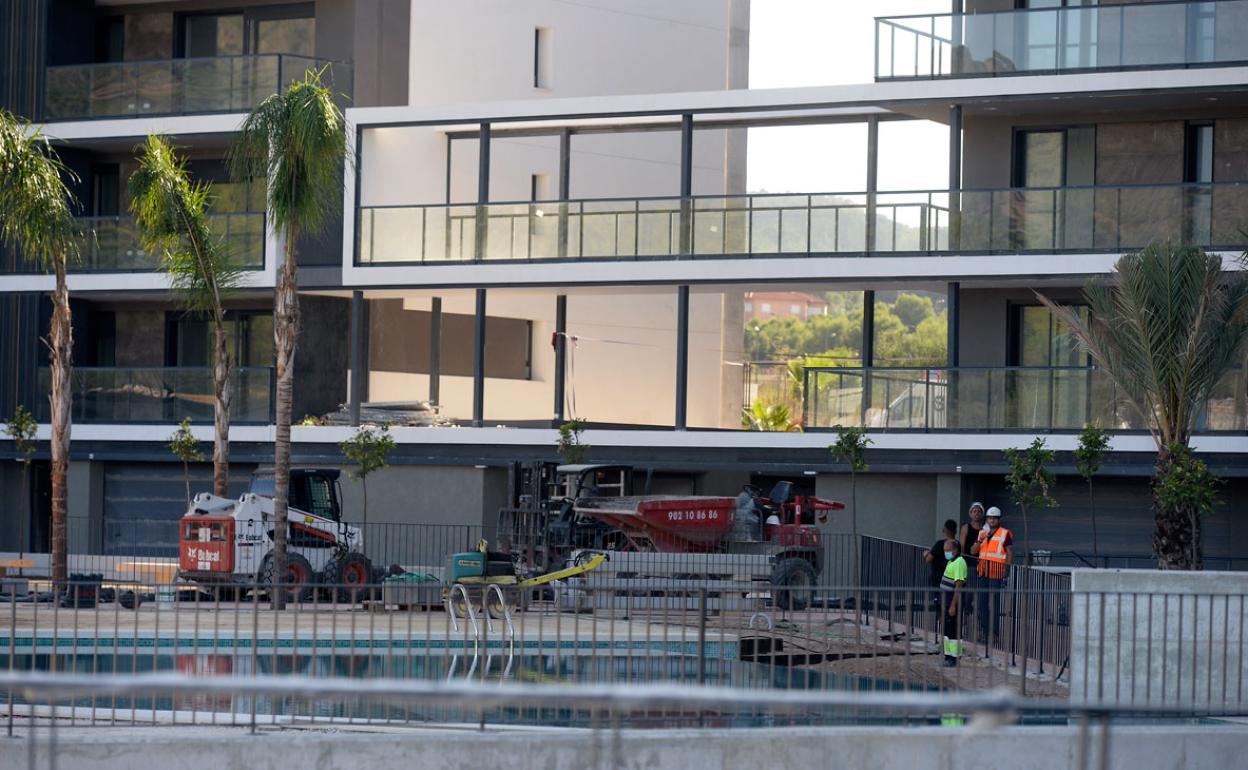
[970,506,1012,646]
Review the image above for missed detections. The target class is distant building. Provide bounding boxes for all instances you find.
[744,292,828,322]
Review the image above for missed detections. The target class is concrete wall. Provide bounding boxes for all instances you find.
[13,724,1248,770]
[332,462,507,568]
[1071,569,1248,709]
[816,472,963,548]
[406,0,747,106]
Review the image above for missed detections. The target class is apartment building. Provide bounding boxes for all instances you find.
[1,1,1245,563]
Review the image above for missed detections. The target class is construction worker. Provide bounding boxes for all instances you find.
[971,506,1012,646]
[939,538,967,667]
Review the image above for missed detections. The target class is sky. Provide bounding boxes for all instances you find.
[746,1,950,195]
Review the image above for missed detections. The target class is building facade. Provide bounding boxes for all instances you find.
[1,0,1246,563]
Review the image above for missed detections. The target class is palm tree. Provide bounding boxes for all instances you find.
[0,111,81,586]
[1039,243,1248,569]
[230,69,347,605]
[130,134,246,498]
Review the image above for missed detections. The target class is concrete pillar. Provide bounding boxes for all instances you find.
[472,288,486,426]
[429,296,442,406]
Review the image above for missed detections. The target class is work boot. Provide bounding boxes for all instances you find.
[942,656,958,668]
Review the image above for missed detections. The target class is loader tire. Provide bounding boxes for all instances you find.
[324,552,373,603]
[770,557,817,612]
[259,551,314,603]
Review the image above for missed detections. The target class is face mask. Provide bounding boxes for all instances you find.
[944,551,955,561]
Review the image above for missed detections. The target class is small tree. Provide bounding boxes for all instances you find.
[130,134,244,498]
[1004,438,1058,566]
[830,426,871,585]
[4,405,37,558]
[557,419,589,464]
[1074,426,1110,560]
[168,417,206,507]
[1153,443,1220,571]
[339,424,396,529]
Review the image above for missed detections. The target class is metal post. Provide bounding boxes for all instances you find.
[473,288,486,426]
[557,128,571,258]
[862,290,875,424]
[866,116,879,253]
[947,281,960,367]
[949,105,963,250]
[679,114,693,256]
[429,296,442,406]
[349,290,366,425]
[675,285,690,430]
[553,294,567,425]
[475,122,491,260]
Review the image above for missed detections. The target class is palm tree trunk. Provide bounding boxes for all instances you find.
[183,459,190,507]
[1087,480,1099,561]
[212,314,232,497]
[48,257,72,587]
[271,227,300,609]
[18,460,29,560]
[1152,449,1192,570]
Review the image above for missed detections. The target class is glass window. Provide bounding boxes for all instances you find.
[1019,131,1064,188]
[1012,304,1088,366]
[790,304,801,315]
[253,17,315,57]
[761,303,771,313]
[184,14,244,57]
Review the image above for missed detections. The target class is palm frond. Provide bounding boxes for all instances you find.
[130,134,247,315]
[1038,242,1248,451]
[0,110,81,269]
[229,67,348,240]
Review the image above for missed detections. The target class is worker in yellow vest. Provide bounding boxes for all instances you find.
[939,538,968,668]
[971,506,1012,646]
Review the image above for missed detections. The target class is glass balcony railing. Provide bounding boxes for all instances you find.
[44,54,351,120]
[75,212,266,272]
[356,183,1248,264]
[877,0,1248,79]
[36,366,274,424]
[802,366,1247,432]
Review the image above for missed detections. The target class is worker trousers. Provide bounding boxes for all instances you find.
[977,576,1005,645]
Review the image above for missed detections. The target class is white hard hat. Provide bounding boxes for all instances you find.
[986,506,1002,518]
[969,501,984,512]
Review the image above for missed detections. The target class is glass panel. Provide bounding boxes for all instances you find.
[185,14,245,58]
[1018,306,1050,367]
[253,17,316,57]
[1021,131,1064,188]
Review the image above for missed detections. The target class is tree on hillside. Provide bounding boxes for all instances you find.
[231,68,347,607]
[1039,243,1248,569]
[0,111,81,586]
[131,134,245,497]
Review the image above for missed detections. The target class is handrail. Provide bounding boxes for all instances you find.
[445,583,479,652]
[359,180,1248,212]
[44,52,352,72]
[876,0,1221,24]
[483,583,515,651]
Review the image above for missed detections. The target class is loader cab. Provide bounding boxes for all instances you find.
[250,468,343,522]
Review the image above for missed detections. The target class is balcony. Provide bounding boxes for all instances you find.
[43,54,351,121]
[356,183,1248,264]
[37,366,274,424]
[0,213,265,274]
[78,212,266,272]
[877,0,1248,79]
[799,366,1246,432]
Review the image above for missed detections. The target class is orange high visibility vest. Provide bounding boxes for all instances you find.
[976,527,1011,579]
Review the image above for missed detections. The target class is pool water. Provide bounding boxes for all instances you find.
[2,650,921,728]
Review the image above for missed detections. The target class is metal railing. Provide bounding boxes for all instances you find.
[877,0,1248,80]
[75,213,266,272]
[43,54,351,121]
[801,365,1247,432]
[357,182,1248,264]
[34,366,275,424]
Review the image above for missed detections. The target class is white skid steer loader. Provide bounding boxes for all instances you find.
[178,468,369,600]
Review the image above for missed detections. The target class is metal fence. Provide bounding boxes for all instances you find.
[0,576,1242,728]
